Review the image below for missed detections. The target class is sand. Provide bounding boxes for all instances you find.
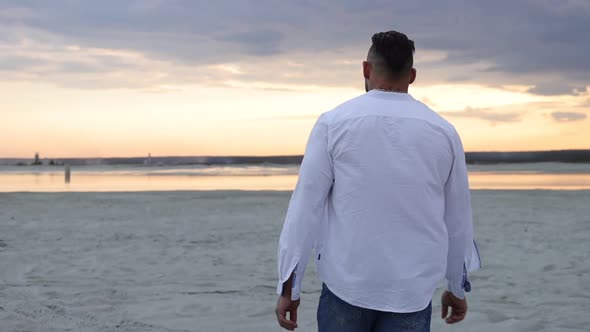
[0,190,589,332]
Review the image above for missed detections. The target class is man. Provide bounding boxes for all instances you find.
[275,30,481,332]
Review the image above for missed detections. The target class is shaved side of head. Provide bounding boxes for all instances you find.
[368,31,415,80]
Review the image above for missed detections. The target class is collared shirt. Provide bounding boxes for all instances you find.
[277,90,481,313]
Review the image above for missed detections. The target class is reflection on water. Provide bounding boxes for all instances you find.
[468,172,590,190]
[0,173,298,192]
[1,165,590,191]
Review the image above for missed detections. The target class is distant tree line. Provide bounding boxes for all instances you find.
[6,150,589,166]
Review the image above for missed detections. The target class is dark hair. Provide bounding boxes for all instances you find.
[369,31,415,78]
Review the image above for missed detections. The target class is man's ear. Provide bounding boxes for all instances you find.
[363,61,371,80]
[409,68,417,84]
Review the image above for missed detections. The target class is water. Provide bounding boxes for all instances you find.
[1,163,589,192]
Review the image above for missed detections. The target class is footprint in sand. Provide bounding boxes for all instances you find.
[486,310,511,323]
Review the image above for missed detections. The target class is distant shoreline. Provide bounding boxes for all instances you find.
[1,150,590,166]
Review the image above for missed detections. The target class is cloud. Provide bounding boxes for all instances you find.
[0,0,588,94]
[0,55,43,70]
[240,114,320,122]
[440,107,522,124]
[217,29,284,56]
[551,112,588,122]
[527,83,588,96]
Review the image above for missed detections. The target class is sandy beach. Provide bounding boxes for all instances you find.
[0,190,589,331]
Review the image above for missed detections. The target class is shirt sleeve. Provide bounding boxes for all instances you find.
[444,129,481,299]
[277,114,334,300]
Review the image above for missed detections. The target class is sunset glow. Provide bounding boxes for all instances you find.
[1,2,588,158]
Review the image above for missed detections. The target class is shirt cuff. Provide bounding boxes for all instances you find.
[276,263,303,301]
[447,264,471,299]
[276,283,301,301]
[447,279,465,299]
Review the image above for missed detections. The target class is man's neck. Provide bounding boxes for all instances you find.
[372,82,408,93]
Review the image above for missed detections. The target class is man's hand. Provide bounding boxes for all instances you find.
[275,295,300,330]
[441,291,467,324]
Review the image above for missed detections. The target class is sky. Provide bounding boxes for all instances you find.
[1,0,589,158]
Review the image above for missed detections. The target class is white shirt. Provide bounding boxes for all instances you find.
[277,89,481,313]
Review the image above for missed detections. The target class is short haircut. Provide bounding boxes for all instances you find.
[368,31,415,78]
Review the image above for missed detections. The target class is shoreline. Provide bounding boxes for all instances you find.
[2,149,590,167]
[2,188,590,194]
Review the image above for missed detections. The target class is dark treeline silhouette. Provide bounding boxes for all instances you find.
[2,150,590,166]
[465,150,590,164]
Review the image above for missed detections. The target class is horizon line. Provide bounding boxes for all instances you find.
[2,149,590,160]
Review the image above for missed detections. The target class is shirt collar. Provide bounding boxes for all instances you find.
[366,89,415,101]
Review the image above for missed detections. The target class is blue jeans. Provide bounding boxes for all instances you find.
[317,284,432,332]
